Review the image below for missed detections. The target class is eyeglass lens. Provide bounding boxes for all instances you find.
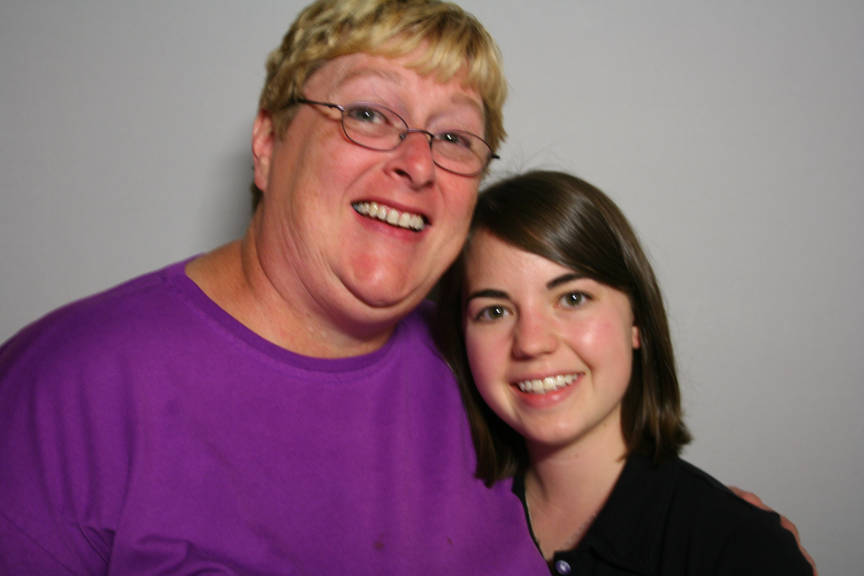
[340,103,491,175]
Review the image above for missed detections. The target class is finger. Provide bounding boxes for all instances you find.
[729,485,765,508]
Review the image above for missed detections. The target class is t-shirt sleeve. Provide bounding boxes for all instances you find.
[0,322,117,575]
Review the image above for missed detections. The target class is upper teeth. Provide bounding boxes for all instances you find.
[353,202,425,231]
[517,373,578,394]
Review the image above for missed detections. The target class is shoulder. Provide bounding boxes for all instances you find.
[662,457,814,574]
[5,259,192,346]
[0,259,200,396]
[666,457,778,526]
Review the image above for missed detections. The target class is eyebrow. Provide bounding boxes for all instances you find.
[465,288,509,304]
[337,66,405,89]
[448,92,485,117]
[465,273,585,304]
[547,272,583,289]
[334,67,485,121]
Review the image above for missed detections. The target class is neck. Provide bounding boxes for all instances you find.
[523,427,627,560]
[186,215,396,358]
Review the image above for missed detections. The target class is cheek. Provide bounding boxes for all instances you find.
[294,126,376,189]
[464,328,503,393]
[432,209,474,270]
[573,317,636,368]
[442,178,479,224]
[465,343,507,418]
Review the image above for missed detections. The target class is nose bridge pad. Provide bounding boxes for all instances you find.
[401,128,434,148]
[397,128,437,181]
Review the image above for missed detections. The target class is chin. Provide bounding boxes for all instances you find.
[347,275,434,310]
[344,285,426,324]
[519,422,585,449]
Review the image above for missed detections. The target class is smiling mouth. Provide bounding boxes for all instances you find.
[515,373,580,394]
[352,201,426,232]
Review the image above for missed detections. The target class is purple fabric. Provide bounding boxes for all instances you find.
[0,260,545,575]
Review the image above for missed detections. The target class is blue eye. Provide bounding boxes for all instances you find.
[438,131,472,150]
[345,105,388,124]
[474,304,510,322]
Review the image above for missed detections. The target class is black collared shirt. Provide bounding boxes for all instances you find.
[513,453,814,575]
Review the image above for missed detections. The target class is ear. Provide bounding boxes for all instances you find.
[631,325,641,349]
[252,110,275,194]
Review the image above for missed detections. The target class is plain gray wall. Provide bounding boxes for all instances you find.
[1,1,861,573]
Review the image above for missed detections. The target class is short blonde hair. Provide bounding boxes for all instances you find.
[252,0,507,206]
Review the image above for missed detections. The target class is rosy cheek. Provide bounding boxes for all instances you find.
[574,318,606,347]
[575,318,626,358]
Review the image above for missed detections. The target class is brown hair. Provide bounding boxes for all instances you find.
[436,170,691,485]
[251,0,507,208]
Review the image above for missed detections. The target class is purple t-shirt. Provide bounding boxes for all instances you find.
[0,260,545,575]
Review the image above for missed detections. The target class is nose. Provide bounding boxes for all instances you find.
[387,130,435,188]
[511,311,558,359]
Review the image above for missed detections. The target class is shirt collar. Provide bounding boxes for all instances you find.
[513,453,681,575]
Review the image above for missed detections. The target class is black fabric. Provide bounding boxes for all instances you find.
[513,453,814,575]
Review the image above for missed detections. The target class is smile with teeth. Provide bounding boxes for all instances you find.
[353,201,425,232]
[515,373,580,394]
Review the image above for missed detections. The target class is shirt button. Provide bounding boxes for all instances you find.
[553,559,572,575]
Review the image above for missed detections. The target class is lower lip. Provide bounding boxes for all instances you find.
[512,375,582,408]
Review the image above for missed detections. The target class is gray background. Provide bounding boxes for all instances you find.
[1,1,861,573]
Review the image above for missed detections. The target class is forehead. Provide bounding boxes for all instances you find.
[465,231,572,288]
[305,51,484,115]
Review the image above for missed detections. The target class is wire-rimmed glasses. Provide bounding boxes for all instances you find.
[290,97,499,177]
